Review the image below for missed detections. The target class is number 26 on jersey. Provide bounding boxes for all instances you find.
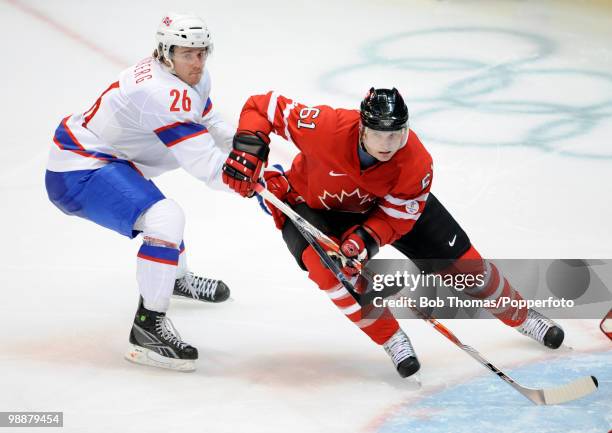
[170,89,192,112]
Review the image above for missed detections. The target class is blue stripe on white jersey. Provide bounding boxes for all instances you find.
[154,122,208,148]
[53,117,122,162]
[202,98,213,116]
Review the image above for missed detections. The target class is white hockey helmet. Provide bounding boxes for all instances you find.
[155,13,213,65]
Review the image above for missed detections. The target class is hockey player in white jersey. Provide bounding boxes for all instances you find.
[45,13,232,371]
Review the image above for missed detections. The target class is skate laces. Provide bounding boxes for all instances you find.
[178,272,219,299]
[155,315,188,350]
[383,330,416,366]
[517,309,556,343]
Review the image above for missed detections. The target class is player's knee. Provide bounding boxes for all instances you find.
[458,244,479,260]
[138,199,185,246]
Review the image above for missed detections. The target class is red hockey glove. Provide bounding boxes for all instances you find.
[222,131,270,197]
[260,169,305,229]
[262,170,291,229]
[339,225,380,276]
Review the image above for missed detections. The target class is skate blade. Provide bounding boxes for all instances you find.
[124,344,196,372]
[171,294,233,303]
[403,371,423,390]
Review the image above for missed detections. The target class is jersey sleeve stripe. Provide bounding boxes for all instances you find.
[267,92,279,124]
[383,192,429,206]
[201,98,213,117]
[282,100,297,143]
[378,205,421,220]
[154,122,208,147]
[55,116,85,151]
[53,116,124,163]
[82,81,120,128]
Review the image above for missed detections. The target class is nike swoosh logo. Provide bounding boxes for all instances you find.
[449,235,457,247]
[329,171,347,177]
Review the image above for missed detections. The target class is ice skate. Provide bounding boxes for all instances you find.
[516,308,564,349]
[125,297,198,372]
[383,329,421,378]
[173,271,230,303]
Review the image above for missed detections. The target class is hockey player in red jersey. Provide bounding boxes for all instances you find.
[222,88,565,378]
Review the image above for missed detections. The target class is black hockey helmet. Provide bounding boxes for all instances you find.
[360,88,409,131]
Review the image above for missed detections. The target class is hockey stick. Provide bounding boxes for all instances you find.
[255,184,599,405]
[254,183,362,272]
[254,183,363,300]
[409,309,598,405]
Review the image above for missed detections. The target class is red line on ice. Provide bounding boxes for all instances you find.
[4,0,128,67]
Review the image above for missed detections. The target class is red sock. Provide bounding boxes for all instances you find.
[301,246,399,344]
[454,246,528,327]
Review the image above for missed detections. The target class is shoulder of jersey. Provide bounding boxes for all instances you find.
[308,106,358,135]
[119,57,193,97]
[330,109,360,146]
[119,59,204,111]
[334,108,360,125]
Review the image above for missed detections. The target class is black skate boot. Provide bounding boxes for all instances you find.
[125,297,198,371]
[516,308,564,349]
[173,271,230,303]
[383,329,421,378]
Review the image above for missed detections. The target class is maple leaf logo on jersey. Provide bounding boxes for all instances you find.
[318,188,375,212]
[162,16,173,27]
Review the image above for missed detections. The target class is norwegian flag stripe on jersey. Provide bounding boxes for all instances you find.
[54,117,122,162]
[201,98,213,117]
[154,122,208,148]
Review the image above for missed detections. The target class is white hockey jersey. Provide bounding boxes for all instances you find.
[47,57,234,189]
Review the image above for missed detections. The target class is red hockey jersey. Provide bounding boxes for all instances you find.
[238,91,434,246]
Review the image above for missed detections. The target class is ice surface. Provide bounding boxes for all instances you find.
[1,0,610,432]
